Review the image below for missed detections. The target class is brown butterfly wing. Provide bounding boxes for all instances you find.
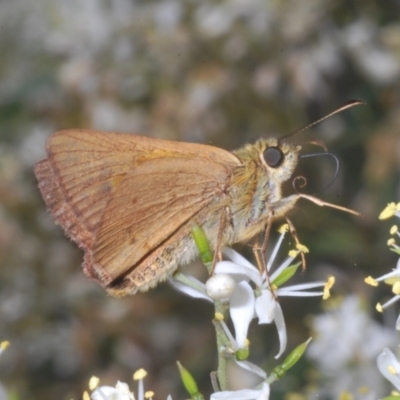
[34,130,145,251]
[34,129,240,291]
[85,156,234,288]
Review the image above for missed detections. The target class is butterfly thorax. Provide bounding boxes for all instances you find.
[227,138,301,243]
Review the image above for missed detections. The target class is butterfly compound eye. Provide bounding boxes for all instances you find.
[263,147,283,168]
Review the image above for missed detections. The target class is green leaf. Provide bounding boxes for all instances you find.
[271,262,301,287]
[191,223,213,266]
[177,361,204,400]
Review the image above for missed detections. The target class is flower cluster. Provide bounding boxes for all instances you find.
[366,202,400,395]
[365,202,400,328]
[170,224,333,397]
[85,369,173,400]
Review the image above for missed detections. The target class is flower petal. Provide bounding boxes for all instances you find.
[211,386,265,400]
[255,383,270,400]
[377,347,400,390]
[224,248,257,269]
[230,281,255,348]
[215,261,262,286]
[273,303,287,359]
[255,291,275,324]
[168,277,212,301]
[91,384,134,400]
[235,360,267,380]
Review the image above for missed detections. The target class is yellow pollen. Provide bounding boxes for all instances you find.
[364,276,378,286]
[338,391,353,400]
[388,365,397,375]
[0,341,10,350]
[278,224,289,234]
[391,225,399,235]
[376,303,383,312]
[296,243,309,253]
[215,312,224,321]
[357,386,369,394]
[388,238,396,246]
[83,391,90,400]
[145,391,155,398]
[288,249,299,258]
[323,288,331,300]
[385,277,400,285]
[134,368,148,380]
[89,376,100,390]
[379,202,396,220]
[393,282,400,295]
[325,276,335,289]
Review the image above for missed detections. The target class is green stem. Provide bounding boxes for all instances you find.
[173,271,208,295]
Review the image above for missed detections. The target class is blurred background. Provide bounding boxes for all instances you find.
[1,1,400,399]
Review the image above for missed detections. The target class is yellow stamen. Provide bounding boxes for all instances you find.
[288,249,299,258]
[391,225,398,235]
[338,391,353,400]
[376,303,383,312]
[379,202,397,220]
[325,276,335,289]
[83,391,90,400]
[89,376,100,390]
[296,243,309,253]
[214,312,224,321]
[323,277,334,300]
[393,282,400,295]
[323,288,330,300]
[145,391,155,398]
[357,386,369,394]
[134,368,148,380]
[388,365,397,375]
[0,341,10,350]
[364,276,378,286]
[278,224,289,234]
[388,238,396,246]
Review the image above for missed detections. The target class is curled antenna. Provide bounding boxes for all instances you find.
[292,175,308,193]
[297,152,340,194]
[279,99,365,143]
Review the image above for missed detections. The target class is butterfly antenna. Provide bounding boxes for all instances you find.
[279,99,365,143]
[298,152,340,193]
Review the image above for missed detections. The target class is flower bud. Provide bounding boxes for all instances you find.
[206,274,236,299]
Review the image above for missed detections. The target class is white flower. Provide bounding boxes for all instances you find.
[210,382,270,399]
[171,225,329,359]
[307,296,396,398]
[206,273,237,299]
[365,204,400,329]
[377,347,400,390]
[307,296,396,372]
[366,257,400,329]
[220,244,329,358]
[91,381,135,400]
[89,370,172,400]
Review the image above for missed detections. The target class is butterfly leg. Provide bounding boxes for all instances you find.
[255,213,278,298]
[210,206,232,275]
[284,216,306,270]
[250,212,273,273]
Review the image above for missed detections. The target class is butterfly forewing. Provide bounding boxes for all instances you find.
[34,129,240,291]
[87,157,232,284]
